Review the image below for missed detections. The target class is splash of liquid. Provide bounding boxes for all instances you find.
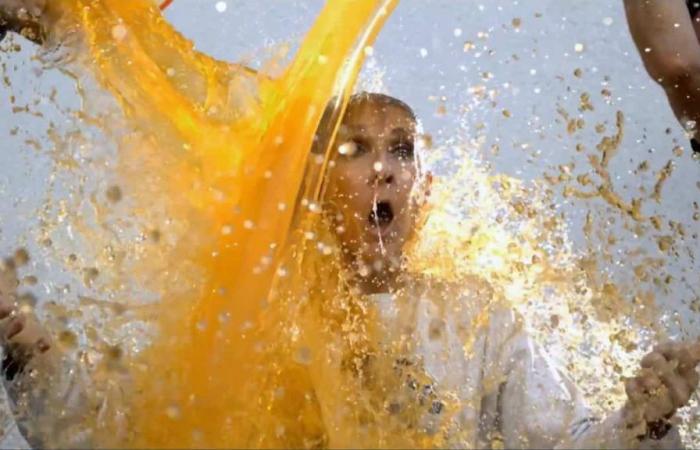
[30,0,397,447]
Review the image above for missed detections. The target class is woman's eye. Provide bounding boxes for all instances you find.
[392,143,414,160]
[337,140,367,158]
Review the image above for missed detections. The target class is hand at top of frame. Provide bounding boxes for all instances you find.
[1,0,50,44]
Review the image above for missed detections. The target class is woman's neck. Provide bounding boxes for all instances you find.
[351,266,403,295]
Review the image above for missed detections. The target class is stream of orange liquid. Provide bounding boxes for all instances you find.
[45,0,397,447]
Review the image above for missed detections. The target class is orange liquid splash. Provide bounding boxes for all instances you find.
[42,0,397,447]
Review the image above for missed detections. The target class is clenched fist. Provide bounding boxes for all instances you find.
[624,341,700,439]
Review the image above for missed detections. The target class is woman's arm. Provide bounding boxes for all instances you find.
[484,308,685,449]
[624,0,700,135]
[1,0,260,136]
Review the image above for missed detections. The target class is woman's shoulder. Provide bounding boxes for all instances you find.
[407,273,522,336]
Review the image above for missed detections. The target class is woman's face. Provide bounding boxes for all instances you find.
[324,98,421,284]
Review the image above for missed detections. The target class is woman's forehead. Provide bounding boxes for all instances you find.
[340,101,416,135]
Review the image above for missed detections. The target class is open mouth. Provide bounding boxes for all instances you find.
[368,200,394,229]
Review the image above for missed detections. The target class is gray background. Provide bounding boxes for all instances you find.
[1,0,699,447]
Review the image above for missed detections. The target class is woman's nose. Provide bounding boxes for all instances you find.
[370,160,394,185]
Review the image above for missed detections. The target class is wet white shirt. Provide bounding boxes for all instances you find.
[302,282,683,449]
[2,282,686,449]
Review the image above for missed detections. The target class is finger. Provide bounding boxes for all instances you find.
[655,342,682,363]
[11,316,46,348]
[4,315,25,340]
[680,366,700,392]
[661,372,692,408]
[639,369,663,392]
[0,303,13,319]
[645,385,675,422]
[625,377,646,405]
[686,341,700,366]
[642,352,669,371]
[675,345,697,372]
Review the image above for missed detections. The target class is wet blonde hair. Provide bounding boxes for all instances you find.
[311,92,417,155]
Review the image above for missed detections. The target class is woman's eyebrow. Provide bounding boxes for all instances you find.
[345,134,370,146]
[391,127,414,138]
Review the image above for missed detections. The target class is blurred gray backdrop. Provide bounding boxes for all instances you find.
[1,0,699,447]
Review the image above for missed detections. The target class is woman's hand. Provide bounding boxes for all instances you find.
[624,341,700,439]
[0,254,51,381]
[0,0,48,43]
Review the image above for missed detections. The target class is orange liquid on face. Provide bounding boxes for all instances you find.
[48,0,396,446]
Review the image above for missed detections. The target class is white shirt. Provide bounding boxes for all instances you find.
[2,278,685,449]
[300,279,682,448]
